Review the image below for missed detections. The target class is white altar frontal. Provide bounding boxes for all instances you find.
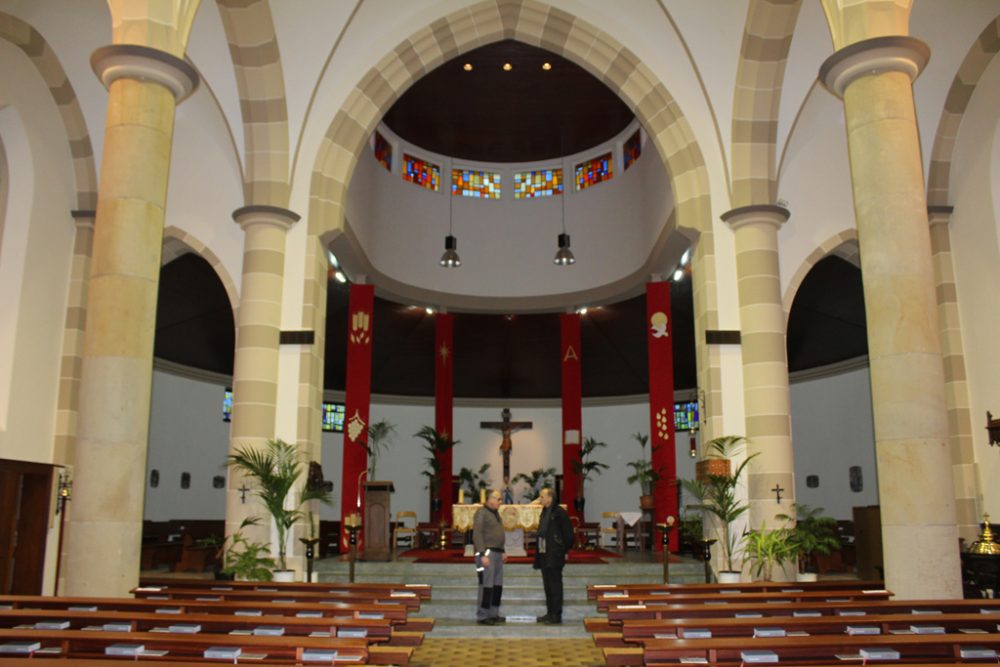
[452,503,544,557]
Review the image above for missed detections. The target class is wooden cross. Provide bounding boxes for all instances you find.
[772,484,785,504]
[239,483,251,504]
[480,408,533,487]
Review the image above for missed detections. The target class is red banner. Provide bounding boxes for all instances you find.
[646,281,677,552]
[340,284,374,552]
[560,313,582,521]
[434,313,454,523]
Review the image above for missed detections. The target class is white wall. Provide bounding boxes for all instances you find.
[145,364,877,525]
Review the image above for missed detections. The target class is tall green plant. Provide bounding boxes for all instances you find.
[227,439,332,571]
[366,419,396,479]
[741,521,795,581]
[459,463,492,498]
[512,467,556,502]
[777,503,841,573]
[414,426,458,494]
[573,436,610,496]
[679,435,755,572]
[626,432,661,495]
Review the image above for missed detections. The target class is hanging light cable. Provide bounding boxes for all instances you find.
[440,186,461,268]
[553,188,575,266]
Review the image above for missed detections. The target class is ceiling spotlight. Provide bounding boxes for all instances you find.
[681,249,691,266]
[673,268,684,281]
[333,270,347,284]
[542,62,552,71]
[577,307,588,315]
[426,307,435,315]
[463,63,473,71]
[502,62,513,71]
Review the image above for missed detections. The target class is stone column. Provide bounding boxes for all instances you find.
[928,206,982,544]
[63,45,198,596]
[721,205,794,530]
[226,206,299,548]
[820,37,961,598]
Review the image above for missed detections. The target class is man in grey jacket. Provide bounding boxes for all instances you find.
[473,489,507,625]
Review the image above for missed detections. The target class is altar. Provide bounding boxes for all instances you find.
[452,503,543,557]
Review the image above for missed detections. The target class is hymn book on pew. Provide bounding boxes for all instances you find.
[0,641,41,654]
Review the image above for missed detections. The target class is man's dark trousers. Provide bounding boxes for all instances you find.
[541,564,564,618]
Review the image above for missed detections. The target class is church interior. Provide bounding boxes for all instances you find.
[2,0,1000,665]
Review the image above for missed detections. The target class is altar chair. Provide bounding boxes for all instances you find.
[392,511,418,555]
[600,511,619,549]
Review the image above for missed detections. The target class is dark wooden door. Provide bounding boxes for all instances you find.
[0,458,54,595]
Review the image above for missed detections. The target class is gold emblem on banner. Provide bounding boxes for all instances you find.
[439,343,450,364]
[563,345,579,362]
[655,407,671,440]
[650,312,669,338]
[347,410,367,443]
[350,311,371,345]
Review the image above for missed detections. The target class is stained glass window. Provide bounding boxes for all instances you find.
[674,400,699,431]
[574,152,613,190]
[373,131,392,171]
[403,153,440,191]
[452,169,501,199]
[623,130,641,171]
[222,388,233,422]
[322,402,345,432]
[513,169,563,199]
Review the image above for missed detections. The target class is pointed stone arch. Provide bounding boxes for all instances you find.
[782,229,859,315]
[162,226,240,316]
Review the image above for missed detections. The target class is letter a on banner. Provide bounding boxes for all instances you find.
[646,281,677,551]
[341,284,374,552]
[561,313,582,520]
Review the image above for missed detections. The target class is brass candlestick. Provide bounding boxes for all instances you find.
[656,516,676,584]
[343,513,363,583]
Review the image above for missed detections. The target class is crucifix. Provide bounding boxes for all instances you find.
[239,483,251,504]
[480,408,533,497]
[772,484,785,504]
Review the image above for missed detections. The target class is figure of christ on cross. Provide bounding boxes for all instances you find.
[480,408,532,502]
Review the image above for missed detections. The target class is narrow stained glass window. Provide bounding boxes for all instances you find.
[623,130,641,171]
[452,169,501,199]
[403,153,440,191]
[373,131,392,171]
[574,152,613,191]
[322,402,345,432]
[513,169,563,199]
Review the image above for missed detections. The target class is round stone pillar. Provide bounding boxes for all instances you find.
[721,205,794,530]
[63,45,198,596]
[820,37,961,598]
[226,205,299,547]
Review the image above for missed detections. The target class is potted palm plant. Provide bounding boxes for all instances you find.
[626,432,661,510]
[680,435,756,583]
[741,521,796,581]
[458,463,492,499]
[415,426,458,519]
[227,439,332,582]
[365,419,396,480]
[778,503,841,581]
[512,467,556,502]
[573,436,610,520]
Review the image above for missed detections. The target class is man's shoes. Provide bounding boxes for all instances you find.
[544,616,563,625]
[536,614,551,623]
[477,618,495,625]
[493,616,506,623]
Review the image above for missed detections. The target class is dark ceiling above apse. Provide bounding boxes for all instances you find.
[381,40,635,162]
[153,254,869,398]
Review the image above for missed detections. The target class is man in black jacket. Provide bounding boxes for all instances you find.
[533,487,575,624]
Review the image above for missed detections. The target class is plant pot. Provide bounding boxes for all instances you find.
[695,458,730,482]
[796,571,818,582]
[717,570,742,584]
[272,569,295,583]
[639,494,656,511]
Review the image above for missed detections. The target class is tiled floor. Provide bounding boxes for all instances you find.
[408,637,605,667]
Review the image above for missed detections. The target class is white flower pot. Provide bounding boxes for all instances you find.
[796,571,818,582]
[718,570,742,584]
[272,570,296,583]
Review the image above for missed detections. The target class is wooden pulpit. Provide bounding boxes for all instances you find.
[363,481,394,561]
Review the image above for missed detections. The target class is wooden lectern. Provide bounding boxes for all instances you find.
[363,481,394,561]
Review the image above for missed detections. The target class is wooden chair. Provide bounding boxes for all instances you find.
[392,511,418,554]
[600,512,619,549]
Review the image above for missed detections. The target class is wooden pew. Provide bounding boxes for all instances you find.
[600,598,1000,624]
[587,580,885,600]
[595,588,892,611]
[132,586,422,611]
[0,627,375,664]
[139,577,433,601]
[632,633,1000,666]
[0,595,433,632]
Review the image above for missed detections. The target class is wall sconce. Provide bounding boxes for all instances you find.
[56,471,73,515]
[987,411,1000,447]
